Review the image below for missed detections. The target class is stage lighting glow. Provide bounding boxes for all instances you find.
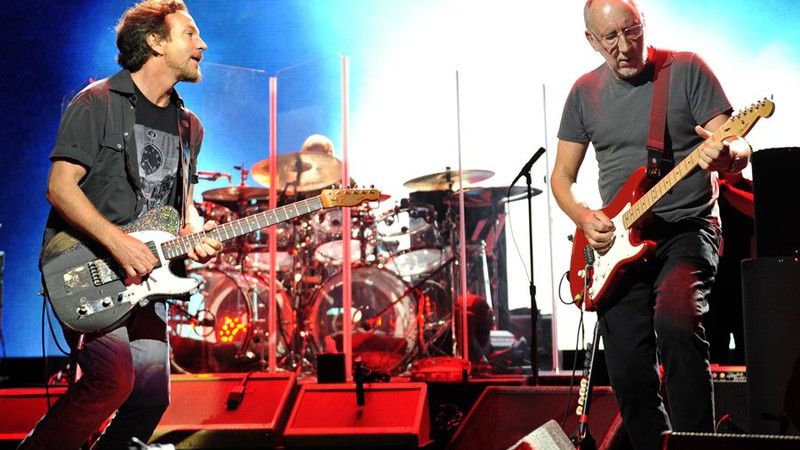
[218,315,247,343]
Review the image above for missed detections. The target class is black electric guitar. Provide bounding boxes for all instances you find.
[41,188,381,334]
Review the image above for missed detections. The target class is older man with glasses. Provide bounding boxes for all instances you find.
[550,0,751,449]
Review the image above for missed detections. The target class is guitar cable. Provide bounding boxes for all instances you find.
[560,257,593,430]
[557,270,576,306]
[40,291,71,411]
[44,296,71,356]
[561,303,588,429]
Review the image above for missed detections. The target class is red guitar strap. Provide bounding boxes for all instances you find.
[646,48,674,179]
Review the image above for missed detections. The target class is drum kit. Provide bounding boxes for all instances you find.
[168,153,539,376]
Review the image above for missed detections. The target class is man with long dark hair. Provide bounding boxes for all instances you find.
[20,2,221,448]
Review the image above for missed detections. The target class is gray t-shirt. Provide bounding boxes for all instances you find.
[558,49,732,222]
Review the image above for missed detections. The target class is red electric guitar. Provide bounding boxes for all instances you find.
[569,99,774,310]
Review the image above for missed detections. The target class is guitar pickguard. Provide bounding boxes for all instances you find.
[586,204,643,300]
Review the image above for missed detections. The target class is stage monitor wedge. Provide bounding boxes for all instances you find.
[284,382,430,449]
[150,372,296,449]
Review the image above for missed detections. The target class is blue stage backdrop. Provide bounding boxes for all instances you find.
[1,0,798,358]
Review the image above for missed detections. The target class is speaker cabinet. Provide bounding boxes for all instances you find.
[0,386,65,445]
[661,431,800,449]
[150,372,296,449]
[742,257,800,435]
[283,382,430,449]
[752,147,800,258]
[446,386,626,450]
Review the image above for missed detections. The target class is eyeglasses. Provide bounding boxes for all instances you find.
[592,24,644,49]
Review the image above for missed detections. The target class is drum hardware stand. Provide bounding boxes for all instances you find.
[357,204,374,266]
[197,170,232,183]
[278,232,326,375]
[475,240,493,329]
[248,280,268,371]
[444,209,487,364]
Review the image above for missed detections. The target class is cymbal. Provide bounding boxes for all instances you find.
[442,187,494,208]
[202,186,269,203]
[504,185,543,203]
[443,185,543,207]
[403,169,494,191]
[251,152,343,193]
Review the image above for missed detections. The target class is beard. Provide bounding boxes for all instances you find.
[178,63,202,83]
[170,58,202,83]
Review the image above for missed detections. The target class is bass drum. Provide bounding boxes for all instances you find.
[168,269,294,373]
[307,266,418,375]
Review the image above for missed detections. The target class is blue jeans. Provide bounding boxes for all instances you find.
[597,218,720,450]
[18,301,170,450]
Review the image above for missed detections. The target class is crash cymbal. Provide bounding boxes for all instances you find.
[251,152,343,193]
[403,169,494,191]
[202,186,269,203]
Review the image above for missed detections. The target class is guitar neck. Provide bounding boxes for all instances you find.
[160,195,325,260]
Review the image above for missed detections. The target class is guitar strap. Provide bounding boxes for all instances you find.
[646,48,674,179]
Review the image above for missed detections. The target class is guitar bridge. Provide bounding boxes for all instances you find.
[89,258,119,286]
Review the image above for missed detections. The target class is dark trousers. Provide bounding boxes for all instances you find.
[598,218,720,450]
[18,301,170,450]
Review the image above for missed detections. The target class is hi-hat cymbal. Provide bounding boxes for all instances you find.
[443,185,543,207]
[403,169,494,191]
[504,185,543,203]
[251,152,343,193]
[202,186,269,203]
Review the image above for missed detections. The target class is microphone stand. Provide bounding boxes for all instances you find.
[524,169,539,385]
[510,147,545,385]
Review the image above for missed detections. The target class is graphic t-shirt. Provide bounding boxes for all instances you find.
[133,84,180,215]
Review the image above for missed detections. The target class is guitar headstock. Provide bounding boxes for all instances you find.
[320,188,382,208]
[718,98,775,140]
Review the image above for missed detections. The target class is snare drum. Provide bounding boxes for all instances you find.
[377,202,447,277]
[310,208,375,264]
[307,265,418,374]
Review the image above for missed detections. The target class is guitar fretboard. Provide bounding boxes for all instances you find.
[160,195,325,260]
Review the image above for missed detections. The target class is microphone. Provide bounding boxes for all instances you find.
[510,147,546,188]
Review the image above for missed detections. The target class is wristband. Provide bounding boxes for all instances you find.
[728,154,742,172]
